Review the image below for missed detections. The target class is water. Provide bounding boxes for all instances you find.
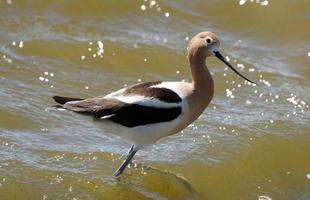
[0,0,309,199]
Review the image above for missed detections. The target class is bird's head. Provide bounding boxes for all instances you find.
[188,31,255,84]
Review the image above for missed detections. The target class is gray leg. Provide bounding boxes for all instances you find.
[114,145,137,177]
[128,144,134,154]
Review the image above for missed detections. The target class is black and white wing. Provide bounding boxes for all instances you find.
[53,81,183,127]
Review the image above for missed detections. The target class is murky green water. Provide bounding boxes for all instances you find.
[0,0,309,199]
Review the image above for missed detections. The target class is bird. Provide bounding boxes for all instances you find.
[52,31,254,177]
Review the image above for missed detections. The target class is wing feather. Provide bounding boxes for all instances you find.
[52,81,183,127]
[63,98,125,118]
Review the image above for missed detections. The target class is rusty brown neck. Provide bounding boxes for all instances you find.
[187,48,214,99]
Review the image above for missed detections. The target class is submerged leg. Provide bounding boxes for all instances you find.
[114,145,137,177]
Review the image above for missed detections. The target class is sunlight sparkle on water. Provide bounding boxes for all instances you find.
[6,0,13,4]
[226,89,235,99]
[68,185,73,192]
[38,71,55,88]
[260,79,271,87]
[19,41,24,48]
[237,63,245,70]
[50,174,63,184]
[239,0,269,6]
[239,0,247,5]
[141,0,165,13]
[285,94,309,117]
[82,41,104,59]
[260,0,269,6]
[149,0,156,7]
[133,43,139,48]
[225,56,230,62]
[258,195,272,200]
[246,100,252,104]
[140,4,146,11]
[97,41,104,57]
[249,68,255,72]
[2,54,12,63]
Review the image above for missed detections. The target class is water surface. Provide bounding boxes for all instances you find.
[0,0,309,199]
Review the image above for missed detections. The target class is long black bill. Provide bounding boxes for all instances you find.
[214,51,255,84]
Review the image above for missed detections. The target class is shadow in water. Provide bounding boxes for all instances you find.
[113,163,206,200]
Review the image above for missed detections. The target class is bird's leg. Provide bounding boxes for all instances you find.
[128,144,134,154]
[114,145,137,177]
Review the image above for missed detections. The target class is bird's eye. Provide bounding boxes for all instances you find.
[205,37,213,44]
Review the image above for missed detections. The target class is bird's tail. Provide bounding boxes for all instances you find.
[53,96,84,105]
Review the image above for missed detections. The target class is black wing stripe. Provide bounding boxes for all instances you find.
[95,104,182,128]
[151,88,182,103]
